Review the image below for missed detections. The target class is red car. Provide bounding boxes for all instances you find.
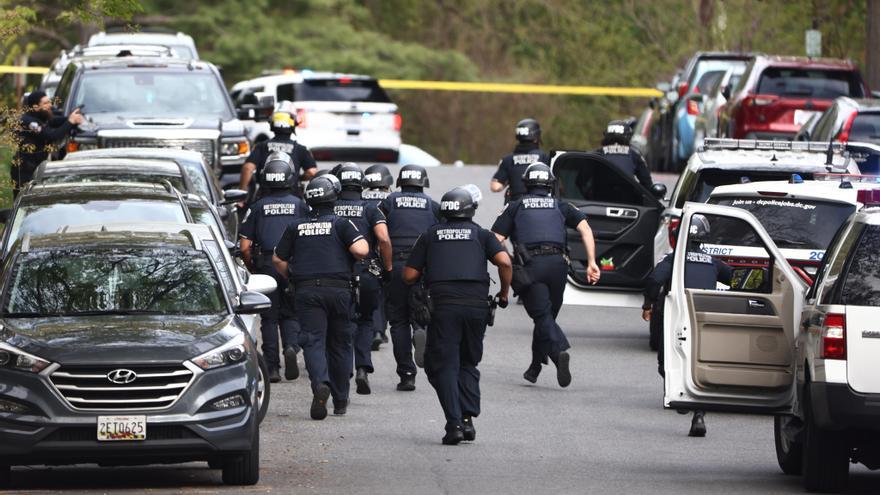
[720,56,869,140]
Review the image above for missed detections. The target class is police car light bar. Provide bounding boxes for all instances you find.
[702,138,846,154]
[814,173,880,183]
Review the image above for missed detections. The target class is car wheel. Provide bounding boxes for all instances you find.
[649,298,664,352]
[802,388,849,492]
[774,415,803,475]
[0,465,9,488]
[256,353,271,424]
[222,427,260,486]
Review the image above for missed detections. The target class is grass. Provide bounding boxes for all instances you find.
[0,147,12,208]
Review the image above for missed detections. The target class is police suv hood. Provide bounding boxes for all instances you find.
[79,113,245,137]
[0,314,237,364]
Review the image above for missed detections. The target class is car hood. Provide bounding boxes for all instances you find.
[0,314,236,364]
[79,113,244,137]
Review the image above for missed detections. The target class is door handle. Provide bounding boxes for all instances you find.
[606,207,638,218]
[748,299,766,309]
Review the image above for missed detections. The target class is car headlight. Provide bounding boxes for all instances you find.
[220,139,250,157]
[192,333,248,370]
[0,341,51,374]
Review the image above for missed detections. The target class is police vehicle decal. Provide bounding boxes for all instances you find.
[700,243,824,262]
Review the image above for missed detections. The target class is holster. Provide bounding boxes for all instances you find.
[408,284,433,326]
[487,296,497,327]
[511,245,534,296]
[352,275,361,316]
[253,249,268,270]
[285,279,297,309]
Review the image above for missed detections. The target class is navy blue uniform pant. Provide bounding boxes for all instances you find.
[521,254,570,367]
[295,286,355,401]
[386,259,419,378]
[258,260,301,370]
[354,265,380,373]
[424,303,489,426]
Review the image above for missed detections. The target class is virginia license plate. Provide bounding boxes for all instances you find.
[97,415,146,441]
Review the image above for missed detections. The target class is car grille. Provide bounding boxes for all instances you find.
[101,137,215,166]
[50,364,194,411]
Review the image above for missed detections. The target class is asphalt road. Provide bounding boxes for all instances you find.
[6,164,880,494]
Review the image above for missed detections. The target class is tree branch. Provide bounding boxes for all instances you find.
[27,25,72,50]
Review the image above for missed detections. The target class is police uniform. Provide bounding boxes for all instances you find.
[363,187,391,347]
[240,190,308,374]
[334,190,387,381]
[15,111,74,194]
[491,191,586,380]
[597,144,653,189]
[246,137,317,195]
[379,190,441,385]
[492,143,551,201]
[274,208,363,415]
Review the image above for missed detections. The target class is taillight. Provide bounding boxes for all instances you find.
[821,313,846,360]
[687,99,700,116]
[835,111,859,142]
[393,113,402,132]
[677,82,689,98]
[668,217,681,248]
[296,109,307,128]
[745,94,779,106]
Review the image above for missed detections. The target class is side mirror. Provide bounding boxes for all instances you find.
[650,183,667,199]
[235,290,272,314]
[222,189,247,204]
[245,273,277,295]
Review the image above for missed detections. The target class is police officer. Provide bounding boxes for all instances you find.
[331,163,393,395]
[272,175,370,419]
[362,164,394,350]
[490,118,550,202]
[239,107,318,196]
[239,152,308,382]
[596,119,653,189]
[492,162,601,387]
[379,165,441,391]
[14,91,84,196]
[403,186,512,445]
[642,214,732,437]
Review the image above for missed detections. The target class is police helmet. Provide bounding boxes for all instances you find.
[515,118,541,143]
[689,214,711,242]
[259,151,296,189]
[602,119,634,145]
[396,164,430,188]
[314,168,331,177]
[270,111,297,135]
[521,162,555,189]
[333,162,364,190]
[440,186,478,219]
[363,164,393,189]
[304,175,340,206]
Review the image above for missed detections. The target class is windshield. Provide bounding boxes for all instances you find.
[3,249,225,316]
[296,79,391,103]
[40,173,186,191]
[709,196,855,250]
[6,199,187,251]
[757,68,865,99]
[848,113,880,144]
[73,71,231,118]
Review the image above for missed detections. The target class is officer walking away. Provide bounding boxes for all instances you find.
[239,105,318,197]
[272,175,370,420]
[492,163,600,388]
[642,214,731,437]
[14,90,83,197]
[239,152,308,382]
[597,119,652,189]
[403,185,512,445]
[379,165,441,392]
[362,164,394,350]
[490,118,550,202]
[331,163,393,395]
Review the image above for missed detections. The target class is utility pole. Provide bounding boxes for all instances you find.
[868,0,880,92]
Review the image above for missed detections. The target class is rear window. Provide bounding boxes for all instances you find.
[40,173,186,191]
[757,68,865,99]
[676,169,814,208]
[840,225,880,306]
[848,113,880,144]
[296,79,391,103]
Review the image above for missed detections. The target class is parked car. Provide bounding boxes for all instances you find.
[630,107,655,164]
[694,65,747,148]
[663,201,880,492]
[231,70,401,163]
[33,158,195,192]
[0,225,270,487]
[87,29,199,59]
[52,57,251,187]
[719,56,869,140]
[801,97,880,145]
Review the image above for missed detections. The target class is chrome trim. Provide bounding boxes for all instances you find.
[55,383,187,392]
[52,369,192,379]
[66,395,180,404]
[49,364,196,412]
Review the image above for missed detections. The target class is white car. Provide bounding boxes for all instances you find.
[87,30,199,59]
[663,203,880,492]
[230,71,401,163]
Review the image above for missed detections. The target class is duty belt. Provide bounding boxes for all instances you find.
[526,244,564,257]
[430,295,490,308]
[296,278,352,289]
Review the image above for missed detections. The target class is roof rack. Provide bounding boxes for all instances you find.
[702,138,847,154]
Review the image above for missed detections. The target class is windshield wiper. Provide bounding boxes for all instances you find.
[64,310,167,317]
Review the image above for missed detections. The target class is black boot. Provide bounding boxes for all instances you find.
[355,368,371,395]
[371,332,383,351]
[268,367,282,384]
[310,383,331,420]
[689,410,706,437]
[442,423,464,445]
[553,351,571,388]
[333,399,348,416]
[413,328,427,369]
[523,363,541,384]
[283,346,299,381]
[462,416,476,441]
[396,374,416,392]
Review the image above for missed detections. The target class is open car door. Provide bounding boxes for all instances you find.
[551,151,664,292]
[663,203,805,414]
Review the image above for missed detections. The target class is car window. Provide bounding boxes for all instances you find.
[691,213,773,293]
[817,222,863,304]
[277,83,295,102]
[3,248,225,316]
[695,70,726,95]
[189,204,226,238]
[177,160,212,199]
[757,68,865,99]
[556,157,651,206]
[684,170,814,206]
[838,225,880,305]
[809,106,838,141]
[848,113,880,144]
[688,60,747,94]
[40,173,186,191]
[296,79,391,103]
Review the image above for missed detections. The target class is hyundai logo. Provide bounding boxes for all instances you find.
[107,369,138,384]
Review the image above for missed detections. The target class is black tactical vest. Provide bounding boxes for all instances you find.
[512,195,566,247]
[424,222,489,284]
[288,214,353,281]
[253,193,304,249]
[385,191,437,251]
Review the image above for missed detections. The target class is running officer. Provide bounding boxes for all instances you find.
[490,118,550,202]
[596,119,652,189]
[362,164,395,350]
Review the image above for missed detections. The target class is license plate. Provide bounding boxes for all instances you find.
[97,415,146,441]
[794,109,818,126]
[345,113,362,126]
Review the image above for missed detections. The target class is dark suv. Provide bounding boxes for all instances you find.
[0,227,270,487]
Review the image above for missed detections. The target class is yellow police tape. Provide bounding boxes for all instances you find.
[0,65,663,98]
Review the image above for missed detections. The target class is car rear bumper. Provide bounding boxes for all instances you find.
[808,382,880,431]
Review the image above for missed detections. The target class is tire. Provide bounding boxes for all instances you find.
[256,353,271,424]
[222,427,260,486]
[774,415,803,475]
[0,465,9,488]
[802,388,849,492]
[649,298,664,352]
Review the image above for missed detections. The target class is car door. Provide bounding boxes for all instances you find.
[551,151,663,289]
[663,203,805,414]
